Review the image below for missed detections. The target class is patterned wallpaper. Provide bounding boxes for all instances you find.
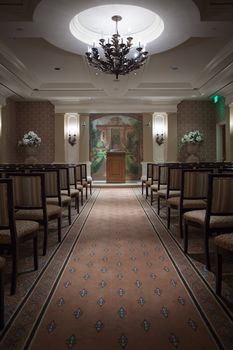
[0,99,55,163]
[16,101,55,163]
[177,100,216,162]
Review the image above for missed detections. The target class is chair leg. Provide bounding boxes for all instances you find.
[146,185,149,199]
[68,205,72,225]
[80,190,83,205]
[142,182,144,195]
[58,217,62,243]
[0,264,4,330]
[167,207,171,229]
[215,247,222,295]
[151,189,153,205]
[157,196,160,215]
[90,182,92,195]
[184,222,189,253]
[33,236,38,270]
[11,246,18,295]
[179,213,183,239]
[43,220,49,256]
[76,195,79,214]
[204,229,211,271]
[85,186,88,200]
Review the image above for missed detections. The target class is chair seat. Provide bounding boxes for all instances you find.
[151,184,166,191]
[76,184,83,190]
[0,220,39,244]
[167,197,206,209]
[146,180,152,186]
[184,209,233,228]
[214,233,233,252]
[46,195,71,206]
[141,175,147,181]
[61,189,79,197]
[157,189,180,198]
[87,176,92,182]
[15,204,62,221]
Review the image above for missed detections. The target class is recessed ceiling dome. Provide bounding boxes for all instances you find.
[69,4,164,46]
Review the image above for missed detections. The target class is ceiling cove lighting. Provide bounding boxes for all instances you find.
[85,15,148,80]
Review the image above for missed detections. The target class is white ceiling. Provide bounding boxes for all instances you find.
[0,0,233,112]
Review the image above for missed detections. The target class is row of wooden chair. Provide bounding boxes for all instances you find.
[0,163,92,328]
[143,162,233,296]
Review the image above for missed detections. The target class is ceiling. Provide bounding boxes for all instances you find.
[0,0,233,113]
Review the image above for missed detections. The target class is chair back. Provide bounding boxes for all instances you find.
[208,174,233,215]
[6,173,45,209]
[158,165,168,188]
[147,163,153,180]
[151,164,159,184]
[75,165,82,184]
[59,167,70,195]
[79,164,87,182]
[182,169,212,199]
[167,166,182,191]
[69,166,77,188]
[0,179,17,245]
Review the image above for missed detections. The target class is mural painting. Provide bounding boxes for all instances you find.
[90,114,143,180]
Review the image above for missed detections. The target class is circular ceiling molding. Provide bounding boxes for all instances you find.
[69,5,164,46]
[34,0,200,55]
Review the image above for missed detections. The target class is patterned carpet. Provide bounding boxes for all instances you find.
[0,188,233,349]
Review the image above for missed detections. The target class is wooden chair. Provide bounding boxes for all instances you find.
[141,162,153,196]
[157,166,182,215]
[183,173,233,270]
[80,163,92,197]
[46,167,72,225]
[214,233,233,296]
[151,164,167,205]
[0,178,39,295]
[75,165,84,204]
[167,168,211,238]
[0,256,5,329]
[7,173,62,256]
[67,165,80,213]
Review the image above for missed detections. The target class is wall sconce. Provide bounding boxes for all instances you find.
[68,133,77,146]
[155,133,165,146]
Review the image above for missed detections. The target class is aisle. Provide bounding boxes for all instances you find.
[1,188,232,349]
[26,188,219,349]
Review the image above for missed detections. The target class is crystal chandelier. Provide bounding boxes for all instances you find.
[85,15,149,80]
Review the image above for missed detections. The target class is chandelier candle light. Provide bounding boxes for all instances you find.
[85,15,149,80]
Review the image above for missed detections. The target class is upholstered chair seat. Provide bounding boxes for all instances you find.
[15,205,62,221]
[157,189,180,198]
[0,221,39,244]
[167,198,207,210]
[215,233,233,251]
[46,195,71,206]
[184,210,233,228]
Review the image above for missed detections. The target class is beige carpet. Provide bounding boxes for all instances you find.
[26,188,220,349]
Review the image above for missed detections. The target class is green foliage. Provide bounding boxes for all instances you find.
[91,150,105,173]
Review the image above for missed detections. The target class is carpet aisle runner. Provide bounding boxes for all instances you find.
[28,188,219,349]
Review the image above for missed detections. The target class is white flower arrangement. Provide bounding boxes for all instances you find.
[18,131,41,147]
[181,130,204,144]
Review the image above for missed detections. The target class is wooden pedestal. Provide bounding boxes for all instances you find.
[106,152,126,183]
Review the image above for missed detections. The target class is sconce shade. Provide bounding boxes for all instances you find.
[155,133,165,146]
[68,134,77,146]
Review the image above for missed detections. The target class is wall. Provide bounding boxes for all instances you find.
[0,98,17,163]
[177,100,216,162]
[167,112,178,161]
[54,113,65,163]
[16,101,55,163]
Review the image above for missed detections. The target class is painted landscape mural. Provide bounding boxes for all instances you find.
[90,114,143,180]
